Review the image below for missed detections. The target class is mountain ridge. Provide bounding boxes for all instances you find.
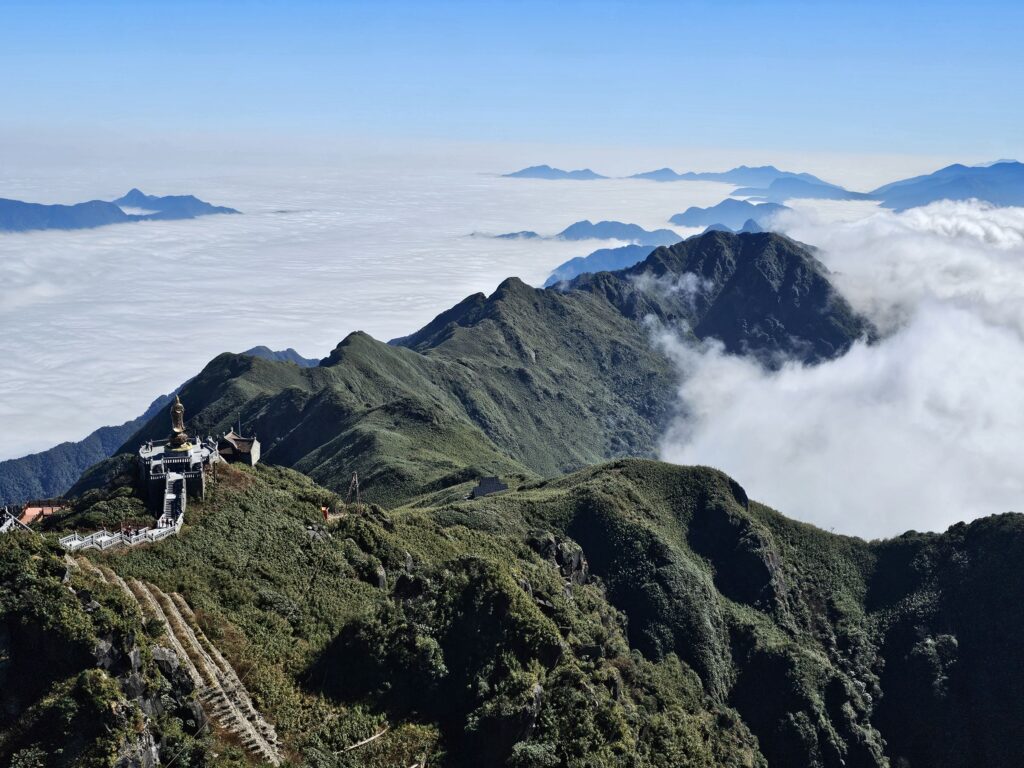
[554,219,680,245]
[669,199,790,228]
[731,177,874,202]
[111,187,239,218]
[491,220,679,245]
[631,164,829,186]
[0,189,239,232]
[871,160,1024,210]
[543,244,656,286]
[102,232,871,507]
[503,165,607,180]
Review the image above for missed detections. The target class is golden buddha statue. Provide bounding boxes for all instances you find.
[169,395,189,449]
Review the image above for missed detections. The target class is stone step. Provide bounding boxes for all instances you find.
[61,564,283,766]
[147,585,281,765]
[129,580,205,691]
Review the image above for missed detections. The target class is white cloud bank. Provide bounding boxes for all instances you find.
[658,200,1024,539]
[0,165,734,460]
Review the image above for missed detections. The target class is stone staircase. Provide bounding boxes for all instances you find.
[72,556,282,766]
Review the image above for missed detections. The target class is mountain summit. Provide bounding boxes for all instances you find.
[871,161,1024,210]
[104,231,871,507]
[111,188,240,218]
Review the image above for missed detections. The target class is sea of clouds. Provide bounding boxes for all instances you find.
[658,200,1024,538]
[0,165,728,460]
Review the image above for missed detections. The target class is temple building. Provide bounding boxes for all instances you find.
[17,501,63,526]
[138,395,219,525]
[219,427,261,466]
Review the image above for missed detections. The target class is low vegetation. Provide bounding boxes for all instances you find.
[7,457,1022,766]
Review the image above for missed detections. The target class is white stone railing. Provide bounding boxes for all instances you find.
[1,509,32,534]
[59,515,183,552]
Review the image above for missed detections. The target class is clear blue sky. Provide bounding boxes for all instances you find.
[1,0,1021,158]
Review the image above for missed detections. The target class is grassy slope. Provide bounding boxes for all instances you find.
[31,458,1024,767]
[62,462,765,767]
[122,277,679,506]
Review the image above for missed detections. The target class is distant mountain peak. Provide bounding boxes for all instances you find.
[503,165,607,180]
[555,220,680,246]
[111,189,239,217]
[630,164,830,186]
[544,244,655,287]
[241,346,319,367]
[670,199,789,228]
[0,188,239,232]
[974,158,1018,167]
[870,160,1024,210]
[729,176,873,203]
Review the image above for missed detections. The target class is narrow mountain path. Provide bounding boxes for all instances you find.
[71,556,282,766]
[169,592,280,748]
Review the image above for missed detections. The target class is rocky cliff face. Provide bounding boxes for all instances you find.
[570,231,874,365]
[0,536,211,767]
